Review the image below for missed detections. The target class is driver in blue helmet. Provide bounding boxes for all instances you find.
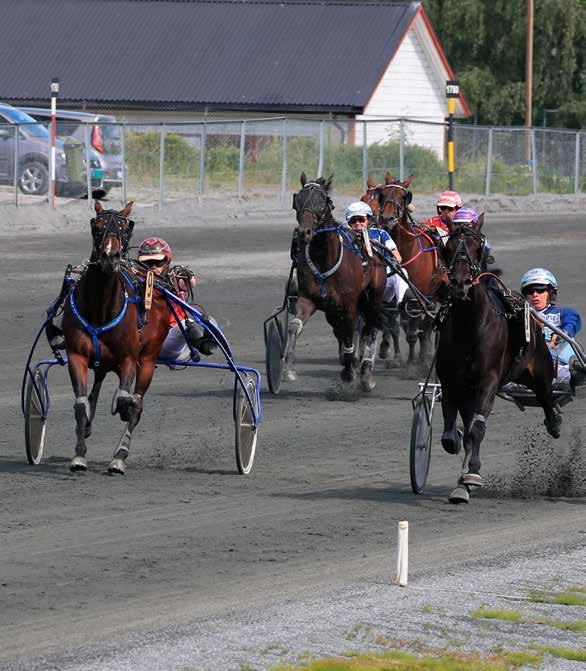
[520,267,585,388]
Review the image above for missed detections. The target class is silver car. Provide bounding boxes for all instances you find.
[19,107,123,198]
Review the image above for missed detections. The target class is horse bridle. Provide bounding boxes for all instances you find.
[367,183,410,230]
[293,182,334,229]
[444,226,487,283]
[91,210,135,257]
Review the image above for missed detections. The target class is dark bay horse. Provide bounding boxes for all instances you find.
[437,217,561,503]
[62,201,171,474]
[362,173,447,374]
[284,173,386,391]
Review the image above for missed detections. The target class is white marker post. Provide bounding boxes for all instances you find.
[396,520,409,587]
[50,78,59,209]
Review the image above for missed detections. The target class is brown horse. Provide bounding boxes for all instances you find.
[362,173,447,374]
[284,173,386,391]
[62,201,171,474]
[438,218,561,503]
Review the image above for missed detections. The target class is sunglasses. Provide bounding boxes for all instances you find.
[523,286,549,295]
[142,258,167,268]
[439,206,455,212]
[350,216,368,223]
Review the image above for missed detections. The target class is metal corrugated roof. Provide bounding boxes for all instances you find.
[0,0,420,111]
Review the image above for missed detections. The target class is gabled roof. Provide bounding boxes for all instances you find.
[0,0,466,114]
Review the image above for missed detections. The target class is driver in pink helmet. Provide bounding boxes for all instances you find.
[424,191,462,235]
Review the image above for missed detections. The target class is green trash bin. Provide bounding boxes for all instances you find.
[63,138,85,197]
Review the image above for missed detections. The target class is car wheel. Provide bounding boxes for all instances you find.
[19,161,49,196]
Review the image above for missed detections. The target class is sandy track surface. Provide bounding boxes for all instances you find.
[0,210,584,669]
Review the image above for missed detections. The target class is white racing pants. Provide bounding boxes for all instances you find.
[383,270,409,305]
[159,321,192,363]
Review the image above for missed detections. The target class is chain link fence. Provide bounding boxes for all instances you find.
[1,117,585,208]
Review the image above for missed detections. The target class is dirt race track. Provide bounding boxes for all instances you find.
[0,208,585,669]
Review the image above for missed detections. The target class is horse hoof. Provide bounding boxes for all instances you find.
[361,375,376,392]
[378,344,390,360]
[108,458,126,475]
[69,456,88,472]
[544,415,562,439]
[449,486,469,504]
[283,370,297,382]
[462,473,483,488]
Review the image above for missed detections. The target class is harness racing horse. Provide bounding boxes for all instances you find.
[284,173,386,391]
[437,217,561,504]
[363,173,447,375]
[61,201,171,474]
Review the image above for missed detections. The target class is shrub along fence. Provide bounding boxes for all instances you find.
[3,117,585,208]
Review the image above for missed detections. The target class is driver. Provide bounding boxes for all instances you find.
[520,268,585,388]
[344,201,408,305]
[137,238,217,362]
[424,191,462,242]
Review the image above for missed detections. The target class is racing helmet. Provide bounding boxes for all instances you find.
[437,191,462,209]
[453,207,479,225]
[138,237,172,264]
[520,268,558,292]
[344,201,373,224]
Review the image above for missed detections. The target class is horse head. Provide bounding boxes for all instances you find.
[91,201,135,274]
[292,172,334,242]
[362,173,413,232]
[443,214,486,300]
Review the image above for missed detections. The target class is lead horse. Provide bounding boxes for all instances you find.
[362,173,447,374]
[437,217,561,503]
[62,201,171,474]
[283,174,387,391]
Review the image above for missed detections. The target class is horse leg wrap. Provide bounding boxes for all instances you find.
[342,344,355,355]
[362,334,376,364]
[289,317,303,337]
[74,396,91,424]
[114,425,132,459]
[111,388,133,416]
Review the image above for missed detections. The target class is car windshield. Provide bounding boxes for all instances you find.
[0,107,48,138]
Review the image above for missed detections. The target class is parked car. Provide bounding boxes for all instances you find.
[0,103,103,197]
[19,107,123,198]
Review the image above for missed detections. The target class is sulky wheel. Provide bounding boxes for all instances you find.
[265,314,286,395]
[24,369,48,465]
[234,376,259,475]
[409,395,433,494]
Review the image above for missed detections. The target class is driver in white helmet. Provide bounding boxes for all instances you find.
[520,267,584,388]
[344,201,408,305]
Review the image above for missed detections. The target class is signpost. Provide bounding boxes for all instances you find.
[446,80,458,190]
[50,78,59,209]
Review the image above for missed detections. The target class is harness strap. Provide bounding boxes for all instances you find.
[305,233,344,298]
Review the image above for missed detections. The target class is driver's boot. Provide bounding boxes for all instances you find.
[569,356,586,395]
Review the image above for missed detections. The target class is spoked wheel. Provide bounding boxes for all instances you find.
[264,312,287,395]
[234,376,259,475]
[410,395,433,494]
[24,369,48,465]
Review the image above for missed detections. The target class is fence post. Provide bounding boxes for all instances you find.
[362,120,368,193]
[238,120,246,198]
[121,122,127,206]
[531,128,538,194]
[84,123,92,208]
[13,126,19,207]
[575,132,581,194]
[399,118,405,181]
[281,118,288,205]
[485,127,493,196]
[47,129,52,207]
[199,123,206,196]
[318,120,325,178]
[159,123,166,210]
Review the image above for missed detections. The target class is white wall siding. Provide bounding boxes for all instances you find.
[355,16,447,158]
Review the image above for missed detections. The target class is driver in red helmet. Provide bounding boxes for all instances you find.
[424,191,462,243]
[138,237,216,361]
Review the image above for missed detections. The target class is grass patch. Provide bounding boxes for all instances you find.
[529,587,586,607]
[273,649,542,670]
[471,608,524,622]
[537,618,586,634]
[540,645,586,662]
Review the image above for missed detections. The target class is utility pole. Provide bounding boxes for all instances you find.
[525,0,534,162]
[50,78,59,208]
[446,80,459,190]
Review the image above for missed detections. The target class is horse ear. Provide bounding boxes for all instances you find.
[475,212,485,231]
[384,172,393,184]
[120,202,134,218]
[300,172,307,187]
[406,191,413,204]
[325,173,334,191]
[94,200,104,215]
[367,176,374,188]
[403,175,413,188]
